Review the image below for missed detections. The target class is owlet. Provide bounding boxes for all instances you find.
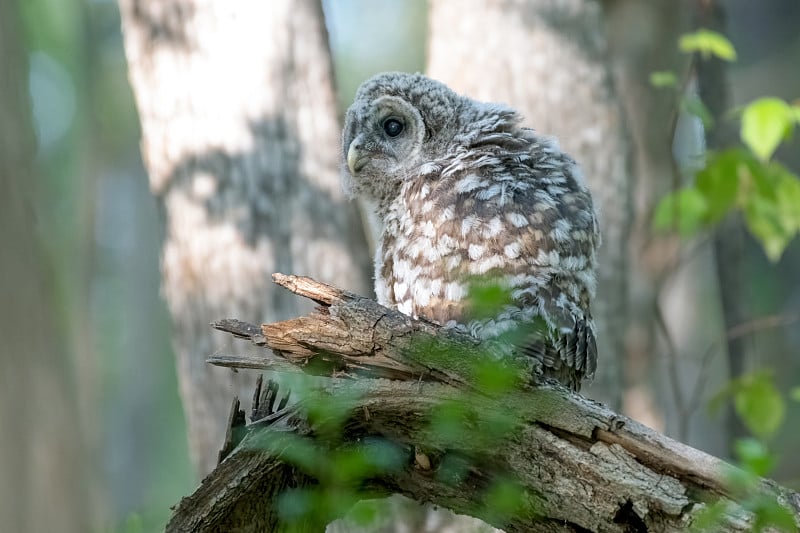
[342,72,599,390]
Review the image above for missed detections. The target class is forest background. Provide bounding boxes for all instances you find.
[1,0,799,531]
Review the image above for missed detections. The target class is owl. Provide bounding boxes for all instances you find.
[341,72,599,390]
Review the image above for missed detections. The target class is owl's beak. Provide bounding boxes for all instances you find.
[347,138,368,174]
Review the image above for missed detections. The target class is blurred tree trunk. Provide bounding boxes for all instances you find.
[420,3,632,530]
[0,0,90,530]
[427,0,632,411]
[604,1,695,438]
[607,0,733,455]
[692,0,750,451]
[118,0,371,476]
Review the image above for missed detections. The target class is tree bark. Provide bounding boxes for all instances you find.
[118,0,371,475]
[168,275,800,532]
[426,0,632,410]
[0,0,89,530]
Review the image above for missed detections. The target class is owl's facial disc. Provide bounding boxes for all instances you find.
[347,115,406,174]
[341,92,430,208]
[346,96,425,179]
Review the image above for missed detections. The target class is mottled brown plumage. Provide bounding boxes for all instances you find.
[342,72,600,390]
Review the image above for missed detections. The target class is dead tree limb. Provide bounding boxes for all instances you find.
[168,274,800,532]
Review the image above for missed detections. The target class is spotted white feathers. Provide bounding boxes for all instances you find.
[342,72,600,390]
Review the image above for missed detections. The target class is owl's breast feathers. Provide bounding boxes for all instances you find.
[377,132,599,390]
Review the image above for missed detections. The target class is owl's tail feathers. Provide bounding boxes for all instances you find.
[517,316,597,392]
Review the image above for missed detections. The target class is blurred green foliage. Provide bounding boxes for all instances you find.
[654,148,800,260]
[267,252,800,531]
[709,370,785,441]
[269,435,406,530]
[680,28,738,61]
[14,1,797,530]
[653,31,800,261]
[691,370,799,532]
[650,70,679,89]
[649,28,800,531]
[741,98,799,161]
[266,282,533,530]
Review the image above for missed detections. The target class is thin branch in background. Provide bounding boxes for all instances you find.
[656,234,712,283]
[650,230,715,443]
[653,300,689,441]
[677,312,799,439]
[726,314,799,341]
[685,343,720,423]
[648,297,776,443]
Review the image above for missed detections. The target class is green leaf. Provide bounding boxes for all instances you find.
[751,495,799,532]
[650,71,678,88]
[774,166,800,233]
[466,278,514,320]
[695,150,742,222]
[266,433,327,476]
[346,500,382,527]
[679,29,737,61]
[328,440,403,485]
[653,187,709,236]
[430,400,471,446]
[740,161,799,261]
[482,478,527,522]
[725,463,759,495]
[733,438,775,477]
[744,194,794,261]
[690,501,730,532]
[734,372,785,439]
[305,389,361,440]
[683,95,714,129]
[437,452,472,485]
[741,98,795,161]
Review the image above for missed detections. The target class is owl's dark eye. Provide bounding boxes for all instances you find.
[382,118,404,137]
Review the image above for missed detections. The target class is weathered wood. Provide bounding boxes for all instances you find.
[170,275,800,532]
[215,273,527,389]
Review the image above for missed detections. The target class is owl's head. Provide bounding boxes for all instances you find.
[341,72,520,206]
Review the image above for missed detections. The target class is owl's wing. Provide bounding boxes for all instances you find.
[408,139,599,389]
[517,289,597,391]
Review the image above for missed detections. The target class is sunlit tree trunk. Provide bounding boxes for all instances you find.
[118,0,371,476]
[427,0,632,410]
[0,0,90,530]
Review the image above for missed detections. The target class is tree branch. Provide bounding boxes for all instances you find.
[170,274,800,532]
